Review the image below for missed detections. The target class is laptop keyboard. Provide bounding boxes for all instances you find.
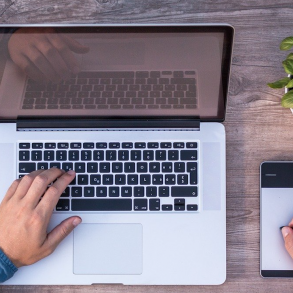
[21,71,197,110]
[18,141,199,212]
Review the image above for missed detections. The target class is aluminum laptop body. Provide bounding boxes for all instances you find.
[0,24,233,285]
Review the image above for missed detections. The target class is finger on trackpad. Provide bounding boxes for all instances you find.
[73,223,143,275]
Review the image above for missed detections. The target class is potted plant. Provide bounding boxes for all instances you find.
[268,36,293,109]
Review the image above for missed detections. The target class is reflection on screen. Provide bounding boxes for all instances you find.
[0,27,229,120]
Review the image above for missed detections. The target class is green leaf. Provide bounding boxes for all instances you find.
[267,77,290,88]
[287,53,293,60]
[281,90,293,108]
[286,79,293,88]
[282,59,293,74]
[280,37,293,50]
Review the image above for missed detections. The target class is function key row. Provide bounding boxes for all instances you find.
[19,142,198,149]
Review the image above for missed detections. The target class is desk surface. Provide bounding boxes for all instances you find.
[1,0,293,292]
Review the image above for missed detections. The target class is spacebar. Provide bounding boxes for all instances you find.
[71,199,132,211]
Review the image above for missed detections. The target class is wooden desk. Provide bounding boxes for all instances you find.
[1,0,293,292]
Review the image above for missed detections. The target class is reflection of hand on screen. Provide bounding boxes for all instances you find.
[7,27,89,83]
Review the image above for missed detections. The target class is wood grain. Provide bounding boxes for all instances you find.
[1,0,293,292]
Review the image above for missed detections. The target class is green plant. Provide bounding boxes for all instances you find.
[268,36,293,108]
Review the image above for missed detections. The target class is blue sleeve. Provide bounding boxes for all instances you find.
[0,248,18,283]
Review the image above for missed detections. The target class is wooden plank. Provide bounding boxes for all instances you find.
[1,0,293,292]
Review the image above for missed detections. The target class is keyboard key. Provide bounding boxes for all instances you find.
[31,151,42,161]
[96,187,107,197]
[69,150,79,161]
[173,142,184,148]
[162,204,172,211]
[134,186,144,197]
[146,187,157,197]
[171,186,197,197]
[137,162,148,173]
[44,151,54,161]
[122,142,133,149]
[168,150,179,160]
[72,199,132,211]
[140,174,151,185]
[37,162,48,171]
[75,163,85,173]
[103,174,113,185]
[155,150,166,161]
[56,150,67,161]
[32,143,43,149]
[56,199,70,211]
[135,142,146,149]
[128,174,138,185]
[147,142,159,148]
[90,174,101,185]
[149,198,160,211]
[165,174,176,185]
[93,150,104,161]
[121,187,132,197]
[96,142,107,149]
[152,174,163,185]
[72,187,82,197]
[81,150,92,161]
[115,174,126,185]
[19,163,36,173]
[177,174,188,185]
[84,187,95,197]
[125,162,135,173]
[143,150,154,161]
[187,204,198,211]
[19,143,30,149]
[70,143,82,149]
[60,187,70,197]
[190,171,197,185]
[19,151,30,161]
[174,162,185,173]
[100,163,110,173]
[45,143,56,149]
[106,150,116,161]
[118,150,129,161]
[134,199,147,211]
[50,162,60,169]
[131,150,141,161]
[78,175,88,185]
[57,143,69,149]
[62,162,73,172]
[83,142,94,149]
[109,187,120,197]
[87,162,98,173]
[186,142,197,148]
[162,162,172,172]
[181,150,197,160]
[109,142,120,149]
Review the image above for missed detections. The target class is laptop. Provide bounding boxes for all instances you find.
[0,24,233,285]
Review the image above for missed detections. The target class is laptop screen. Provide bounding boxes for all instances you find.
[0,25,233,122]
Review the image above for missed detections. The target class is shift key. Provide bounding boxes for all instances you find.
[171,186,197,197]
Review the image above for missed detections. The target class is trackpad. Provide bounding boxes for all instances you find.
[73,223,143,275]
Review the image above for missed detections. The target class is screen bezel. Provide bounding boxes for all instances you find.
[0,24,234,126]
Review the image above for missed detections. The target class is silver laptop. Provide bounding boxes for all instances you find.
[0,24,233,285]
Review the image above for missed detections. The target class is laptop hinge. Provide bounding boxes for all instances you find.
[16,119,200,131]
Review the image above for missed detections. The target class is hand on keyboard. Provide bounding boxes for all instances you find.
[8,27,89,83]
[0,168,81,267]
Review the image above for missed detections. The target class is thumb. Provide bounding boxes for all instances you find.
[282,227,293,259]
[63,35,90,54]
[45,216,82,254]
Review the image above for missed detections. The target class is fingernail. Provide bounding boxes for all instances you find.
[281,227,291,239]
[67,170,75,175]
[73,217,82,227]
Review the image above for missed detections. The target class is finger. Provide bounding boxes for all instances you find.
[11,53,48,82]
[62,34,90,54]
[288,218,293,227]
[48,34,83,75]
[14,169,45,199]
[37,170,76,219]
[38,37,72,81]
[43,216,81,256]
[2,178,22,202]
[282,227,293,259]
[23,168,65,208]
[26,44,63,83]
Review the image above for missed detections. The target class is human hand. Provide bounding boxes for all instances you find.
[281,220,293,259]
[8,27,89,83]
[0,168,81,268]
